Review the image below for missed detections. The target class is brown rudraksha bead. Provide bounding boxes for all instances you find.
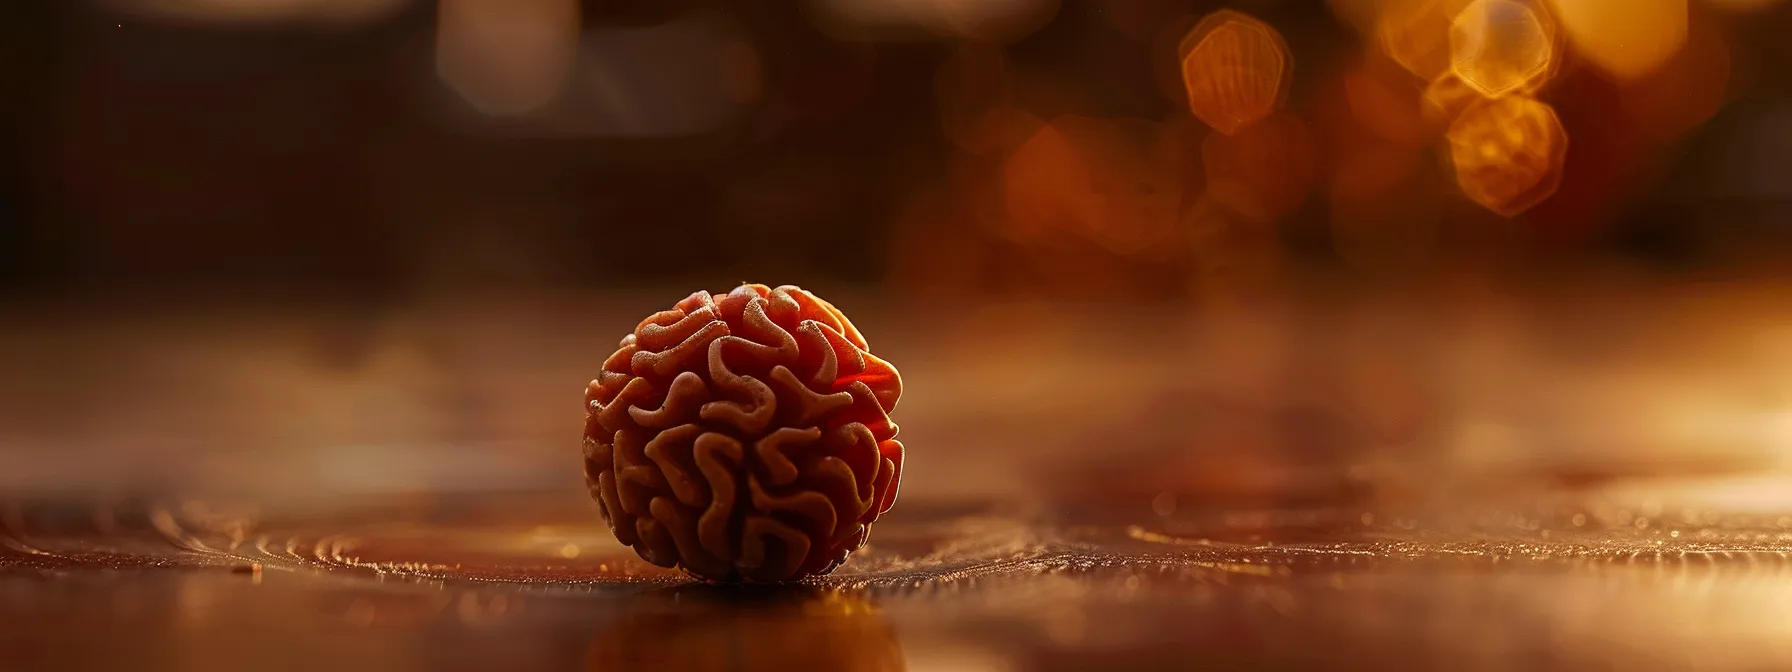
[582,284,904,582]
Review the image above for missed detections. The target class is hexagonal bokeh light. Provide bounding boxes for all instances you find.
[1379,0,1467,81]
[1449,0,1559,97]
[1446,95,1569,217]
[1180,10,1292,136]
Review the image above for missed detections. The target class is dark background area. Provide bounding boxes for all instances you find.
[3,0,1788,306]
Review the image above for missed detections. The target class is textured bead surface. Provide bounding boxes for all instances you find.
[582,284,904,582]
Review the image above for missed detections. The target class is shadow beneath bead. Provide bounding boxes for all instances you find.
[587,584,907,672]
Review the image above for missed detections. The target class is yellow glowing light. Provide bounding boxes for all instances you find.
[1379,0,1469,81]
[1201,112,1316,223]
[1446,95,1568,217]
[1548,0,1688,81]
[1180,11,1292,136]
[1449,0,1559,96]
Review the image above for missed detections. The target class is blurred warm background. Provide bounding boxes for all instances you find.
[16,2,1792,670]
[5,0,1792,513]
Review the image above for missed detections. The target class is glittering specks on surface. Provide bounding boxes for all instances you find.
[13,292,1792,670]
[8,482,1792,671]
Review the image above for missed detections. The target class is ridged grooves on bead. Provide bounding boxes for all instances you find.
[583,284,904,582]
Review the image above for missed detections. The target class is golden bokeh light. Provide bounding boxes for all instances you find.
[1379,0,1469,81]
[1002,115,1184,255]
[1547,0,1688,81]
[1180,10,1292,136]
[1202,112,1316,223]
[1449,0,1559,97]
[1446,95,1568,217]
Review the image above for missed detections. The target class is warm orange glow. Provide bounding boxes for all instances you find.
[1703,0,1786,13]
[1002,116,1183,255]
[1202,112,1316,223]
[1329,151,1442,273]
[1180,11,1292,136]
[1182,196,1285,302]
[436,0,582,116]
[105,0,411,26]
[1099,0,1192,43]
[1548,0,1688,81]
[1379,0,1468,81]
[1344,60,1429,145]
[1449,0,1559,97]
[718,41,764,105]
[1330,139,1423,201]
[1620,19,1732,141]
[936,44,1043,158]
[1446,95,1568,217]
[1422,72,1481,129]
[809,0,1060,43]
[1327,0,1381,36]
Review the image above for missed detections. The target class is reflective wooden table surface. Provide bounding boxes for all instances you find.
[6,286,1792,670]
[7,482,1792,671]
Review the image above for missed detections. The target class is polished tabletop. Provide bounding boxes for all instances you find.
[6,285,1792,671]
